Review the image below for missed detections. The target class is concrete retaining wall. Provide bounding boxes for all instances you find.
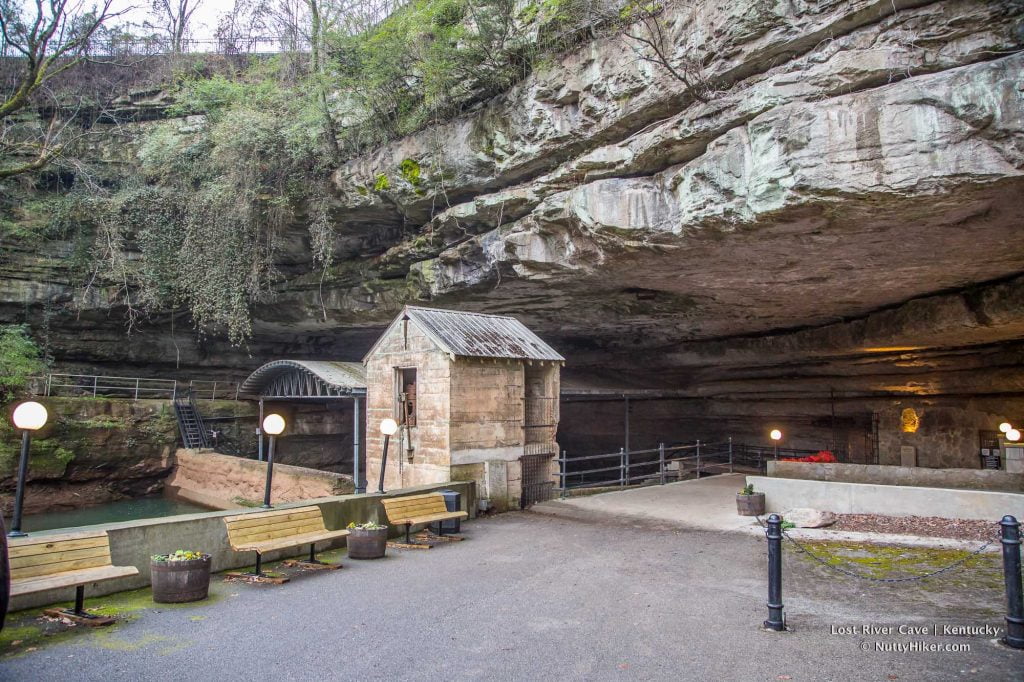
[166,449,354,509]
[746,475,1023,521]
[10,481,475,612]
[767,461,1024,492]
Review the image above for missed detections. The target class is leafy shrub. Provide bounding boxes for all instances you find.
[0,326,46,402]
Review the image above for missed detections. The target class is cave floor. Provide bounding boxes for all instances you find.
[0,510,1019,681]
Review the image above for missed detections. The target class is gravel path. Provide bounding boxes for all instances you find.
[832,514,1002,542]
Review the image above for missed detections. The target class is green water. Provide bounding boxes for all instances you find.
[16,497,211,533]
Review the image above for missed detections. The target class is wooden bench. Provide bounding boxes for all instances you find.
[381,493,468,549]
[9,531,139,626]
[223,506,349,583]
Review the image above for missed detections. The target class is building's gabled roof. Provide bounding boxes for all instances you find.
[240,360,366,398]
[363,306,565,362]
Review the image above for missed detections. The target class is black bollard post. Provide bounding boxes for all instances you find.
[765,513,786,631]
[1001,515,1024,649]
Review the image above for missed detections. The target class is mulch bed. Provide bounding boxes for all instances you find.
[830,513,1001,542]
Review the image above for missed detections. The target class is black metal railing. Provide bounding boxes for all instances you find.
[557,440,846,495]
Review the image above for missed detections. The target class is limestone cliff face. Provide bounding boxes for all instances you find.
[1,0,1023,418]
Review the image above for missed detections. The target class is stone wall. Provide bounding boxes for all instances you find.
[766,461,1024,493]
[165,449,354,509]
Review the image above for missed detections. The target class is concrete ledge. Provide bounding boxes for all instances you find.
[747,475,1024,522]
[10,481,475,612]
[767,460,1024,493]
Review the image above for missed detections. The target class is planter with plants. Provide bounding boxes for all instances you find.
[736,484,766,516]
[346,521,389,560]
[151,550,212,603]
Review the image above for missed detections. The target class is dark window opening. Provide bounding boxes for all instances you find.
[399,368,417,427]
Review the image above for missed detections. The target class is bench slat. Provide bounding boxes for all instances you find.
[232,529,350,554]
[224,509,322,531]
[9,535,109,558]
[229,521,327,546]
[11,546,111,572]
[390,511,468,525]
[223,506,323,525]
[10,565,139,597]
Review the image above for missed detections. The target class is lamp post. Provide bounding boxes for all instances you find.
[261,413,285,508]
[377,418,398,494]
[8,401,48,538]
[770,429,782,460]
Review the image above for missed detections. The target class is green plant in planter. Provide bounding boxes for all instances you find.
[152,550,208,562]
[739,484,756,496]
[346,521,388,531]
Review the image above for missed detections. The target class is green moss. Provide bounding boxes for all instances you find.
[356,185,369,196]
[792,541,1002,587]
[373,174,390,191]
[399,158,422,186]
[232,496,263,508]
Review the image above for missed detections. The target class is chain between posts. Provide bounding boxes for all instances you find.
[756,515,999,584]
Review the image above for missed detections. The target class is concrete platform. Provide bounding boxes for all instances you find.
[534,473,760,533]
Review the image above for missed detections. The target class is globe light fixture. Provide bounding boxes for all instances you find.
[1007,428,1021,443]
[262,413,285,436]
[261,414,286,507]
[999,422,1012,434]
[377,418,400,493]
[9,401,49,537]
[12,402,47,431]
[769,429,782,461]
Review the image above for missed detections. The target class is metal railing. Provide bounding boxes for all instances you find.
[37,373,242,401]
[557,440,845,494]
[557,439,736,494]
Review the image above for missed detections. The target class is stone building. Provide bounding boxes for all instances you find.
[363,306,564,510]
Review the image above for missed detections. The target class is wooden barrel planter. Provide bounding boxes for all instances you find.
[151,555,212,603]
[347,527,388,560]
[736,493,766,516]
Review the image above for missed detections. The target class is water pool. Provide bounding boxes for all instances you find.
[16,497,212,533]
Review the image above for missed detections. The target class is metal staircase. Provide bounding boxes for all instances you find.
[173,390,210,449]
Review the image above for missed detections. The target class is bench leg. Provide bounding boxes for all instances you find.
[226,552,290,584]
[282,543,341,571]
[388,523,432,550]
[42,586,115,627]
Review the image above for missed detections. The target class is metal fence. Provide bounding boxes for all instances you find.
[557,440,843,494]
[36,374,242,401]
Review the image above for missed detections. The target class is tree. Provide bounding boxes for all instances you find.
[0,0,122,179]
[0,325,46,403]
[149,0,203,53]
[616,2,714,103]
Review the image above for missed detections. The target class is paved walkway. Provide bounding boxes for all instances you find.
[535,473,759,533]
[537,476,1003,550]
[0,510,1018,680]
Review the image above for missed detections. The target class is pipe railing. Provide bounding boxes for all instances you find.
[557,440,846,495]
[37,373,242,401]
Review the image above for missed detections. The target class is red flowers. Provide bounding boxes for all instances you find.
[781,450,836,463]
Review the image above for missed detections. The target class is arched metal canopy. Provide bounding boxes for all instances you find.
[240,360,366,399]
